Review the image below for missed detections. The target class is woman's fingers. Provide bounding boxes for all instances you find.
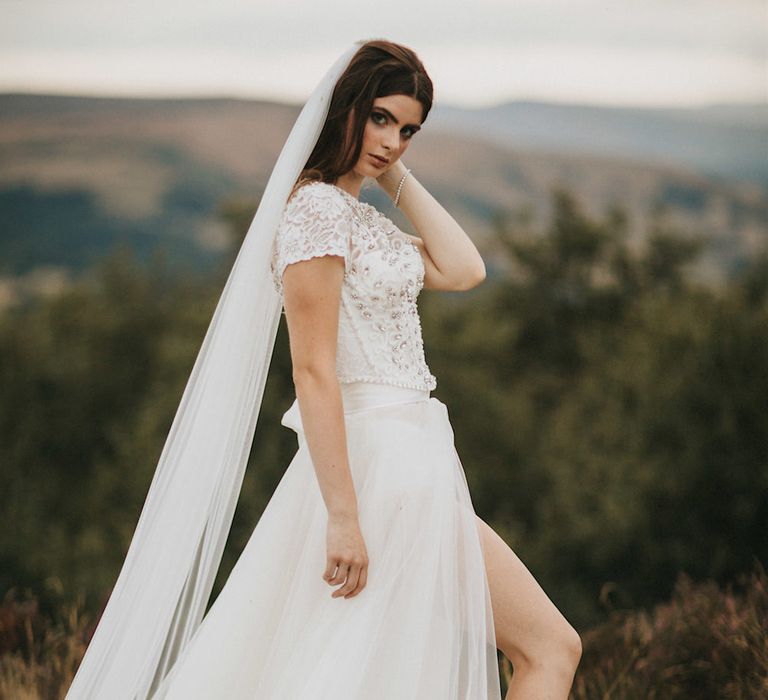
[331,566,360,598]
[324,560,347,584]
[355,565,368,596]
[346,564,368,598]
[323,558,368,598]
[323,515,369,598]
[333,564,362,598]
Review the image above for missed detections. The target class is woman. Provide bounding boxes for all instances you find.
[67,40,581,700]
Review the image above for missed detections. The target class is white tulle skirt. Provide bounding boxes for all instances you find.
[151,381,502,699]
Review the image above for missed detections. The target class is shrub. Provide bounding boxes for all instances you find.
[571,560,768,699]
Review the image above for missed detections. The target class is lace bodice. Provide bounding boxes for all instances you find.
[271,181,437,391]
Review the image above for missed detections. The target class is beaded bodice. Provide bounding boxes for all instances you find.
[271,181,437,391]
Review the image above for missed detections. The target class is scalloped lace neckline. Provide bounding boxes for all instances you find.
[327,183,359,202]
[326,184,377,212]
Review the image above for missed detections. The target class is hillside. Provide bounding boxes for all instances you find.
[429,100,768,186]
[0,94,765,308]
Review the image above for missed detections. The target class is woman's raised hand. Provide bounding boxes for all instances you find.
[324,511,369,599]
[375,158,408,199]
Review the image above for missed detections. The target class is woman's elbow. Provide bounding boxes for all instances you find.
[456,263,486,291]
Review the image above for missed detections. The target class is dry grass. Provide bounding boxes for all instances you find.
[570,561,768,699]
[1,562,766,699]
[0,589,93,700]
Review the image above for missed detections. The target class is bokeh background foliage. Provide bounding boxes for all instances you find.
[1,185,766,696]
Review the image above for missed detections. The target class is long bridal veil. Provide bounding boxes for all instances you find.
[65,41,363,700]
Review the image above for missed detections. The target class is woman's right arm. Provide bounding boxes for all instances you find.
[282,252,369,600]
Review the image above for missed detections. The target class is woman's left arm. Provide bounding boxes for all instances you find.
[377,160,486,292]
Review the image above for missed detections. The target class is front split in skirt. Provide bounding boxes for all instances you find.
[152,381,502,699]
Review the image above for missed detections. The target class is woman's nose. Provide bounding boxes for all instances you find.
[382,127,399,151]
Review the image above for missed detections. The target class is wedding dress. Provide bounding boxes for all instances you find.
[148,181,503,699]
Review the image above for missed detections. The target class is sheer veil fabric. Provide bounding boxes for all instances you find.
[65,41,363,700]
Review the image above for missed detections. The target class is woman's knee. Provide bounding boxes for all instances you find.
[561,623,582,663]
[474,516,582,668]
[501,619,582,673]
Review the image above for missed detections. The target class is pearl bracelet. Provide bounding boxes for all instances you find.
[394,168,412,208]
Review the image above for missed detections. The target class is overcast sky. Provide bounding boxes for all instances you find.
[1,0,765,108]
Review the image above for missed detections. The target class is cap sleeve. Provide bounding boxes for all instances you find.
[271,183,353,295]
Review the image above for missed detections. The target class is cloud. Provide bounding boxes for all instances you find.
[1,0,765,106]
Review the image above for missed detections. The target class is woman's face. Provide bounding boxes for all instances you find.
[351,94,424,177]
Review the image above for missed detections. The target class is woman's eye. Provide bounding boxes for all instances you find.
[371,111,416,138]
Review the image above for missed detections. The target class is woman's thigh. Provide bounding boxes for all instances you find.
[475,515,577,664]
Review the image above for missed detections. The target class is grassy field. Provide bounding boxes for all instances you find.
[2,560,765,699]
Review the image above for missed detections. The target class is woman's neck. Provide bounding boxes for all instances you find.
[334,172,364,199]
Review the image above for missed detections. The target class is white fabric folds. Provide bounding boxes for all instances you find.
[65,42,363,700]
[150,381,502,699]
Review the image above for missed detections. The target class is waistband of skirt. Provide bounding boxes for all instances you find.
[281,381,432,435]
[339,380,431,414]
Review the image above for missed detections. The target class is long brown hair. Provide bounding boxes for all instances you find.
[288,39,433,202]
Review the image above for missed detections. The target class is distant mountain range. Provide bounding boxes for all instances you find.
[428,101,768,187]
[0,93,765,308]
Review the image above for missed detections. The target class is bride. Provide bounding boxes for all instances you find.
[65,39,581,699]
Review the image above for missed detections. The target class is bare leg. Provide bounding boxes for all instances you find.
[475,515,582,700]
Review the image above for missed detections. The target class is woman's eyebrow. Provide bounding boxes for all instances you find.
[374,106,421,130]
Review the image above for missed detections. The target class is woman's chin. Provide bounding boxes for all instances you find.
[374,162,395,178]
